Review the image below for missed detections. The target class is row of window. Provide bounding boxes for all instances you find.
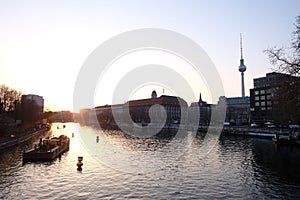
[254,89,272,96]
[255,101,272,107]
[260,107,272,111]
[251,106,272,111]
[254,95,272,101]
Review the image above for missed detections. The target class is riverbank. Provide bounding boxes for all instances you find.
[0,127,51,150]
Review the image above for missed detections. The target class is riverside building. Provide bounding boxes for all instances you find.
[250,72,300,125]
[80,91,188,128]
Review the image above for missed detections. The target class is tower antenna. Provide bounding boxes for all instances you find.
[240,33,243,59]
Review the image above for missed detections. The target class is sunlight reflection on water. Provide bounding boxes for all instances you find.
[0,123,300,199]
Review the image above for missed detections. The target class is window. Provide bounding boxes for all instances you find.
[255,91,259,95]
[267,95,271,100]
[255,96,259,101]
[261,102,266,106]
[261,96,265,100]
[255,102,260,106]
[261,107,266,111]
[260,90,265,94]
[267,101,272,106]
[267,107,272,110]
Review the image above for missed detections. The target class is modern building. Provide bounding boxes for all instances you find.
[250,72,300,125]
[21,94,44,115]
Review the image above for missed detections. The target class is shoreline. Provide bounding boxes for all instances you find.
[0,127,50,150]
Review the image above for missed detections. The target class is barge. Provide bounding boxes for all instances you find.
[23,135,70,162]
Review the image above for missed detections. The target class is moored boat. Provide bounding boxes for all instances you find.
[23,135,70,162]
[246,132,276,138]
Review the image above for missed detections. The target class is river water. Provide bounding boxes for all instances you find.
[0,122,300,199]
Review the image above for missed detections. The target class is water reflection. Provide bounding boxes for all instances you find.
[0,123,300,199]
[250,137,300,197]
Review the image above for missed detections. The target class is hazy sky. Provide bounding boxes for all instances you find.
[0,0,299,111]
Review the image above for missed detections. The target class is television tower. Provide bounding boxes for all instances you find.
[238,34,247,97]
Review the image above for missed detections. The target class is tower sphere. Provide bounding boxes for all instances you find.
[239,61,247,72]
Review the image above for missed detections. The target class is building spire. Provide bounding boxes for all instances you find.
[198,93,203,106]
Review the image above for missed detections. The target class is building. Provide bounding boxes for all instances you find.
[127,91,188,125]
[80,107,99,126]
[219,96,250,125]
[250,72,300,125]
[189,93,211,126]
[21,94,44,115]
[51,111,74,122]
[80,91,188,128]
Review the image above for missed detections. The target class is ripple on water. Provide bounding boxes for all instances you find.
[1,123,300,199]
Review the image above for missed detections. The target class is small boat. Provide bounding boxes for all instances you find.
[246,132,276,138]
[23,135,70,162]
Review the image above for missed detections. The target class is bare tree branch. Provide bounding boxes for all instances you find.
[265,16,300,77]
[264,16,300,124]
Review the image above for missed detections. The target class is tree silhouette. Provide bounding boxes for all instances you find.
[265,16,300,124]
[0,84,22,112]
[265,16,300,76]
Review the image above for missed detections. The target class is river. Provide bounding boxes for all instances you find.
[0,122,300,199]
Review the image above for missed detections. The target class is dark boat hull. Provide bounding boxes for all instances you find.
[23,136,70,162]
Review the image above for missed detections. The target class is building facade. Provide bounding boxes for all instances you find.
[21,94,44,115]
[250,72,300,125]
[189,94,211,126]
[219,96,250,125]
[80,91,188,129]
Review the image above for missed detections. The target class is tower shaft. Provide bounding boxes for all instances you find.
[241,72,245,97]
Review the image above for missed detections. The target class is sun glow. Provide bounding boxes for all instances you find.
[94,49,211,107]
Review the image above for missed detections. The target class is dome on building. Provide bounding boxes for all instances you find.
[151,90,157,99]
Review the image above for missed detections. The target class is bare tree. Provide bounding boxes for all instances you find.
[0,84,22,112]
[265,16,300,76]
[265,16,300,124]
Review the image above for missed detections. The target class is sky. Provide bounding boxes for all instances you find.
[0,0,299,112]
